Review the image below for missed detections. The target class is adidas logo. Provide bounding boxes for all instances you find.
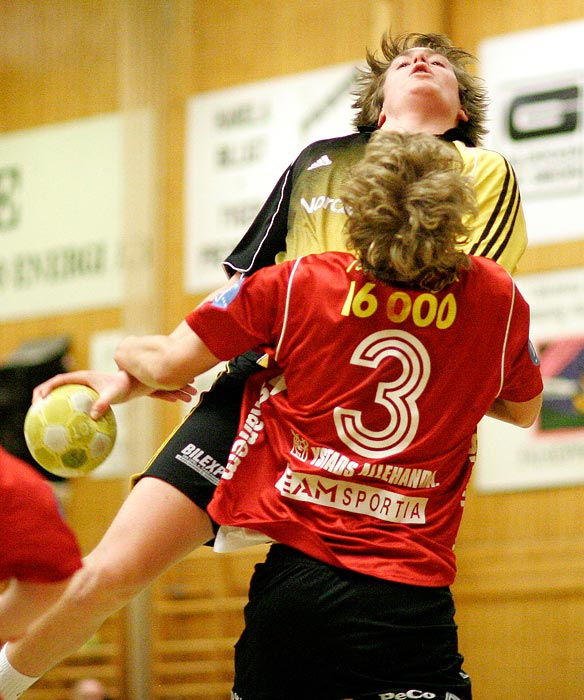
[307,155,332,170]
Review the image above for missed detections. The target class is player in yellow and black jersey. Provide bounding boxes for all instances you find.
[226,129,524,276]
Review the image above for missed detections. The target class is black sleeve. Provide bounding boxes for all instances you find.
[222,133,362,277]
[223,164,294,277]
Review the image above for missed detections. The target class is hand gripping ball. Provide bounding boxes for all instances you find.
[24,384,117,478]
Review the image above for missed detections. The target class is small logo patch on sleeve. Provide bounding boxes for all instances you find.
[212,278,244,308]
[528,339,540,366]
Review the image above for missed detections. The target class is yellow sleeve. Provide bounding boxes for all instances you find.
[455,142,527,275]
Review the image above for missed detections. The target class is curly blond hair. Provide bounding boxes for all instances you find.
[342,131,476,292]
[353,31,488,146]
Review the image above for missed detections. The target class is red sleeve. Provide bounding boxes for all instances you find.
[0,449,82,583]
[499,285,544,402]
[185,263,293,360]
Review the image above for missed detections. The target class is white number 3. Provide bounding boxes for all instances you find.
[333,330,431,459]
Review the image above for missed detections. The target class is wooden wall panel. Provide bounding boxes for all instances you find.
[0,2,118,130]
[455,593,584,699]
[2,1,584,699]
[448,0,584,57]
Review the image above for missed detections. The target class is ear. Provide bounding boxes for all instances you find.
[377,110,386,128]
[457,106,469,123]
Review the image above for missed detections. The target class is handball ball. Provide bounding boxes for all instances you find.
[24,384,117,478]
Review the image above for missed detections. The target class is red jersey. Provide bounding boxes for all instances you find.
[187,253,542,586]
[0,447,82,583]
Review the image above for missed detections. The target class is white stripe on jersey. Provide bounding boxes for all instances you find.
[499,277,516,395]
[275,256,304,363]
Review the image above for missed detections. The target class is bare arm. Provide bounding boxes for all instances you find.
[33,277,236,420]
[32,321,219,419]
[114,320,221,391]
[486,393,542,428]
[111,275,238,390]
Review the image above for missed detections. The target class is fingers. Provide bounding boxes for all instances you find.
[32,371,93,401]
[90,393,114,420]
[88,373,134,418]
[31,371,124,419]
[149,386,198,403]
[177,385,198,400]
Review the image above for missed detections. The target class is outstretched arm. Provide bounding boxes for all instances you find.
[32,322,220,419]
[114,320,221,391]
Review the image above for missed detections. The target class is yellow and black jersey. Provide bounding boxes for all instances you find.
[224,127,526,277]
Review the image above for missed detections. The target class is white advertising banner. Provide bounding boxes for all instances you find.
[476,267,584,492]
[184,62,360,293]
[0,113,123,320]
[480,20,584,245]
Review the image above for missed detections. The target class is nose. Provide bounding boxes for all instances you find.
[411,51,429,64]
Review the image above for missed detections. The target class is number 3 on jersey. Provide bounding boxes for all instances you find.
[334,330,430,459]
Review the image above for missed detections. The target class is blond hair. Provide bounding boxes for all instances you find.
[342,131,475,292]
[353,31,488,146]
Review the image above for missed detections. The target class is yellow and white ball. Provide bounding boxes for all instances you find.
[24,384,117,478]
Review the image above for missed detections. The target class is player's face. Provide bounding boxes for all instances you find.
[378,47,468,128]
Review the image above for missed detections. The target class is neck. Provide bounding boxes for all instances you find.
[380,111,458,137]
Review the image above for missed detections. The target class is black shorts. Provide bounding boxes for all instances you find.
[138,351,264,521]
[232,545,472,700]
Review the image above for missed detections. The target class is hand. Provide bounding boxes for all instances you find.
[149,385,198,403]
[33,370,136,419]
